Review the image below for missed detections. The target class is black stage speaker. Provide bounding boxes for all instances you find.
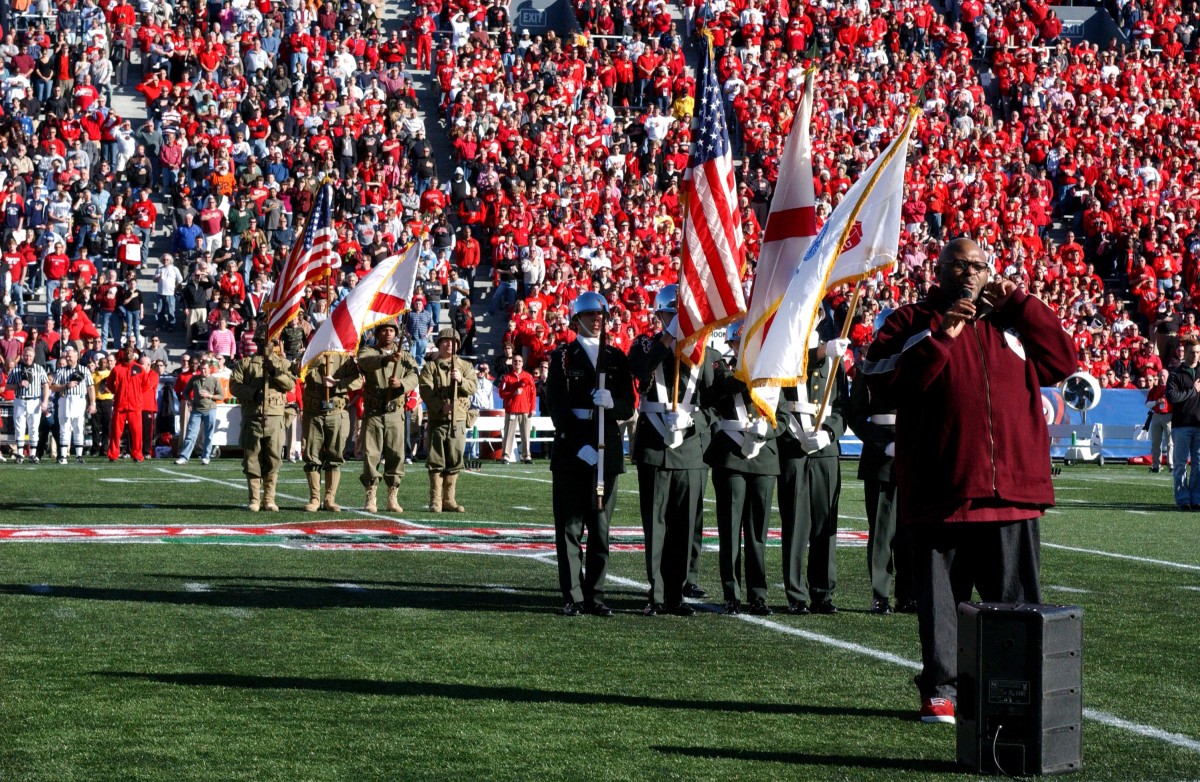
[957,602,1083,776]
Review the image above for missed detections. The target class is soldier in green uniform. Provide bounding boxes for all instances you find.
[299,351,363,512]
[545,292,636,617]
[847,309,914,614]
[703,321,783,615]
[777,307,851,614]
[229,330,297,512]
[357,320,420,513]
[629,285,716,617]
[419,328,477,513]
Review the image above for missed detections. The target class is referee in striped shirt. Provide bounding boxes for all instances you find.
[51,346,96,464]
[8,345,50,463]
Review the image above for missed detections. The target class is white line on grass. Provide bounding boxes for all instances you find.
[183,583,211,593]
[1045,586,1091,594]
[156,468,434,529]
[527,560,1200,754]
[1082,709,1200,753]
[1182,586,1200,592]
[335,583,365,593]
[1042,543,1200,573]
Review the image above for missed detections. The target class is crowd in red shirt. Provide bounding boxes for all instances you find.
[5,0,1197,398]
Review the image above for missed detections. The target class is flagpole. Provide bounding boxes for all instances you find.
[813,282,863,426]
[672,353,681,413]
[324,266,333,404]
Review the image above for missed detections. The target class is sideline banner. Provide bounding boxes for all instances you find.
[839,388,1154,460]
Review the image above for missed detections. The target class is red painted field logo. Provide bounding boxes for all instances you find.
[0,522,869,552]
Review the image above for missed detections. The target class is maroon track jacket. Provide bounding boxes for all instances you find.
[863,286,1078,525]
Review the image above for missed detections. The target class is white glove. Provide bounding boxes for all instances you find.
[751,418,770,438]
[592,388,614,409]
[801,429,831,452]
[884,442,895,458]
[825,338,851,358]
[1146,400,1157,409]
[664,410,694,432]
[577,444,599,465]
[665,314,680,340]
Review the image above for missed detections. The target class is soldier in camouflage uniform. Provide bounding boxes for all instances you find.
[229,329,297,512]
[357,320,420,513]
[299,351,363,512]
[419,328,477,513]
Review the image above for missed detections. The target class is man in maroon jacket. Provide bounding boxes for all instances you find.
[864,238,1077,725]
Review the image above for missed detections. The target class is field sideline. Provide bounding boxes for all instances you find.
[0,460,1197,781]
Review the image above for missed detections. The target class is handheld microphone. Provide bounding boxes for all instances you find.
[960,289,994,321]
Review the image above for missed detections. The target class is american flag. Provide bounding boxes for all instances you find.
[676,40,746,364]
[265,182,338,342]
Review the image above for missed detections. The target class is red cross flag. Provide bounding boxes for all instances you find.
[737,70,816,418]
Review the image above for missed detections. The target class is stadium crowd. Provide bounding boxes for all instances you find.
[1,0,1197,460]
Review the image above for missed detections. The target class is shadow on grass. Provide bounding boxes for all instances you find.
[0,582,559,613]
[143,574,573,595]
[654,745,959,772]
[99,672,912,720]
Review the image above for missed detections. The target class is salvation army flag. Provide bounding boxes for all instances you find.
[299,241,420,377]
[675,40,746,365]
[748,110,917,422]
[736,69,816,419]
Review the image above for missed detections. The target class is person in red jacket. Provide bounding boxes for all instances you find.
[137,353,160,459]
[864,238,1077,725]
[1146,367,1172,473]
[105,345,145,462]
[498,353,537,463]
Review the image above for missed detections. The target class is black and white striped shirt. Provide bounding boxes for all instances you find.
[53,365,93,398]
[7,363,49,400]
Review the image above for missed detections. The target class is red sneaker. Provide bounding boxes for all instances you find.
[920,697,956,724]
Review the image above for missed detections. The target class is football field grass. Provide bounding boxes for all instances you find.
[0,459,1197,781]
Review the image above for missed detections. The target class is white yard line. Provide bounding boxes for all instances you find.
[1042,542,1200,573]
[527,559,1200,755]
[156,468,434,529]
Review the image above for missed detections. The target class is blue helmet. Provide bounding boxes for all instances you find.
[571,291,608,319]
[653,284,678,315]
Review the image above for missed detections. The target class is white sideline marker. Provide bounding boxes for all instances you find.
[183,583,211,593]
[528,560,1200,755]
[1045,586,1091,594]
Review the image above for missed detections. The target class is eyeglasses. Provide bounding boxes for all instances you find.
[944,260,990,275]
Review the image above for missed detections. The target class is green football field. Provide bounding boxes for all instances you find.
[0,459,1196,781]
